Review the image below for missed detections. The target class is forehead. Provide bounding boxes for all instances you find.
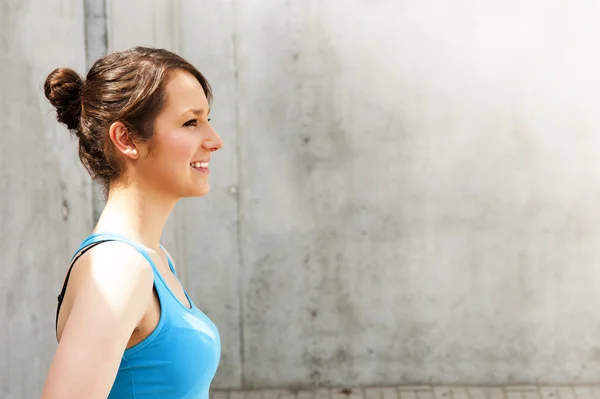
[161,70,209,113]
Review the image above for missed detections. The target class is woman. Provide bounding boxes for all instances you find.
[41,47,223,399]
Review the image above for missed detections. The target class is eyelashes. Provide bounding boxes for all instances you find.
[183,118,211,127]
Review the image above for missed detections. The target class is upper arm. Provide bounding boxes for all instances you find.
[41,242,154,399]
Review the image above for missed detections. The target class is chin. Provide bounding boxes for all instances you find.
[189,184,211,197]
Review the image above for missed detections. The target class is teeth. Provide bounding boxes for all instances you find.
[190,161,209,168]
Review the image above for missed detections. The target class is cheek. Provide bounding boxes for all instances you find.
[153,131,197,165]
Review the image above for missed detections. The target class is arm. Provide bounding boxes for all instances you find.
[41,242,154,399]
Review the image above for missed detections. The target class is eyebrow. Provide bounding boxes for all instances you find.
[182,108,211,117]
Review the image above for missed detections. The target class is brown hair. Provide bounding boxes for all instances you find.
[44,46,212,193]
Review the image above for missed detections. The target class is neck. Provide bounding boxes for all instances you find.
[94,182,177,250]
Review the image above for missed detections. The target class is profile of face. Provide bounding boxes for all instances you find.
[116,70,224,199]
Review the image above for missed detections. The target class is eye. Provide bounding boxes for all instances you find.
[183,119,198,127]
[208,118,211,122]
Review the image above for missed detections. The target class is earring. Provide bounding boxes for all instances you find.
[131,149,138,156]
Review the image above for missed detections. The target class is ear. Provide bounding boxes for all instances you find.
[108,122,138,159]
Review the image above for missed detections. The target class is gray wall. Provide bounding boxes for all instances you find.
[0,0,92,397]
[5,0,600,396]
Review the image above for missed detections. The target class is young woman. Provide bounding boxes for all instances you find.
[41,47,224,399]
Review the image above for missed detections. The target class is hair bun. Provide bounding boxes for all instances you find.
[44,68,83,131]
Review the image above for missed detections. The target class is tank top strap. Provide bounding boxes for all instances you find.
[158,244,177,275]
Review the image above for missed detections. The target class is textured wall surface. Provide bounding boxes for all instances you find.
[6,0,600,395]
[229,0,600,388]
[0,0,92,397]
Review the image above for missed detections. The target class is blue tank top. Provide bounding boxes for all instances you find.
[61,232,221,399]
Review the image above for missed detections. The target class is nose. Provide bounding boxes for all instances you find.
[202,126,224,152]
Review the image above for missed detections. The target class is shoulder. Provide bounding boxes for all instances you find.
[68,240,154,312]
[75,240,154,281]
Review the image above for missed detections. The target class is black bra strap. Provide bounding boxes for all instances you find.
[55,242,103,336]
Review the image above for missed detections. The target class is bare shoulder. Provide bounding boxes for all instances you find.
[60,241,155,333]
[70,241,154,294]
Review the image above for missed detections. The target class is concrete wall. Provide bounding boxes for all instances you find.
[6,0,600,396]
[0,0,92,397]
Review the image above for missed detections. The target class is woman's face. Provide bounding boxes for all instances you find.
[135,70,223,199]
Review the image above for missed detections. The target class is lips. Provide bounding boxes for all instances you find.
[190,158,210,175]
